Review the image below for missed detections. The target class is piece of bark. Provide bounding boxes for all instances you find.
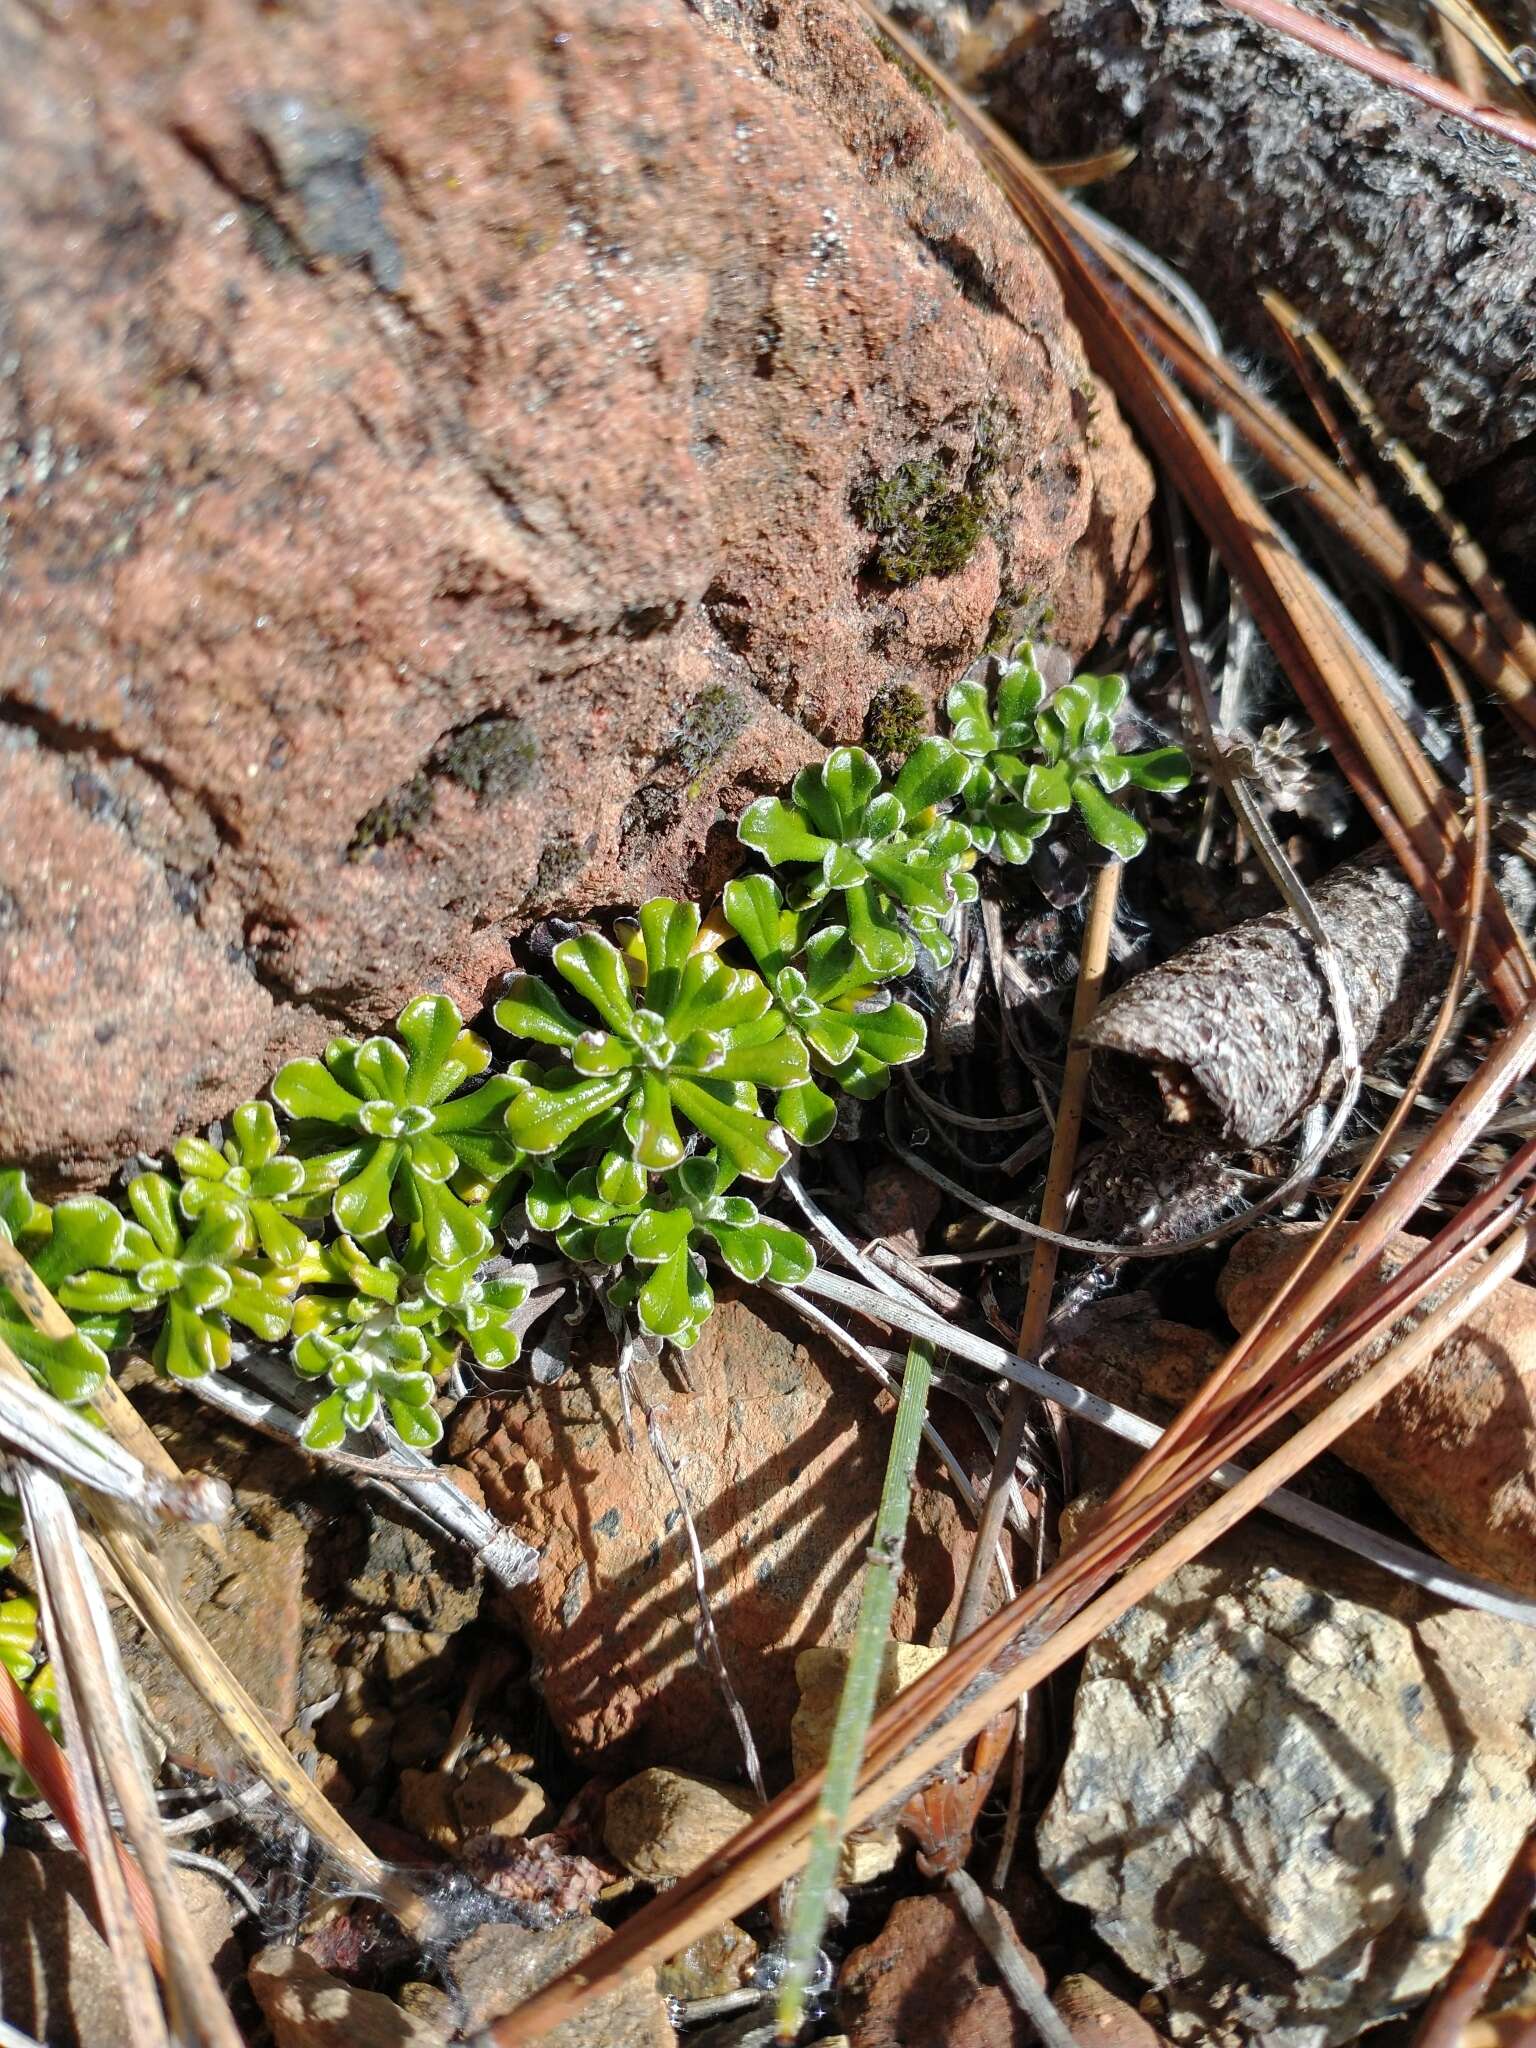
[1082,835,1536,1145]
[987,0,1536,590]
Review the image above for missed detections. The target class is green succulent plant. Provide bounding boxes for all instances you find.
[69,1172,303,1382]
[0,1585,58,1791]
[272,997,520,1267]
[531,1149,813,1348]
[173,1102,313,1267]
[419,1254,534,1373]
[722,875,927,1115]
[945,649,1058,864]
[947,649,1190,862]
[0,1173,126,1403]
[737,742,976,975]
[290,1236,445,1451]
[1032,672,1191,859]
[495,899,804,1182]
[0,1592,42,1693]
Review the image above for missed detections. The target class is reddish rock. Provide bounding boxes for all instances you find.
[449,1295,1008,1770]
[0,0,1149,1185]
[862,1159,944,1256]
[1054,1975,1171,2046]
[1220,1225,1536,1595]
[839,1890,1041,2048]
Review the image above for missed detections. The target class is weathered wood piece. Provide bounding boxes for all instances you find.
[1084,832,1536,1143]
[989,0,1536,586]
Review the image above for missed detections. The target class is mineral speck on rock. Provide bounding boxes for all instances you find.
[1038,1525,1536,2046]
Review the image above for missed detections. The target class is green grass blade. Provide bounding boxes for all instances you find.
[774,1337,934,2039]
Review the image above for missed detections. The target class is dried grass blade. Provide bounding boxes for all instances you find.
[1042,143,1138,186]
[1052,194,1536,718]
[0,1234,220,1545]
[798,1268,1536,1624]
[15,1475,170,2046]
[825,0,1535,737]
[1261,290,1536,683]
[1105,1002,1536,1522]
[951,861,1119,1644]
[855,8,1533,1012]
[95,1516,433,1936]
[1138,287,1536,719]
[816,1214,1535,1857]
[22,1476,243,2048]
[1422,0,1536,96]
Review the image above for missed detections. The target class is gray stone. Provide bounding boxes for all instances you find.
[1038,1527,1536,2047]
[445,1917,674,2043]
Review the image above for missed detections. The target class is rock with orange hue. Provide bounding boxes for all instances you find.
[0,0,1149,1185]
[839,1890,1043,2048]
[602,1768,757,1884]
[1220,1224,1536,1594]
[1054,1975,1171,2046]
[449,1295,1006,1770]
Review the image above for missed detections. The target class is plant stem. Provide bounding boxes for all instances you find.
[951,859,1119,1644]
[774,1338,934,2042]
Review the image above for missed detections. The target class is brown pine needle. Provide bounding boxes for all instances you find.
[97,1518,434,1937]
[1423,0,1536,98]
[21,1473,243,2048]
[1217,0,1536,155]
[1042,144,1138,187]
[477,25,1536,2035]
[1260,289,1536,687]
[951,859,1120,1642]
[0,1663,162,1957]
[0,1247,431,1936]
[1415,1825,1536,2044]
[484,1209,1534,2044]
[1064,211,1536,719]
[859,5,1533,1019]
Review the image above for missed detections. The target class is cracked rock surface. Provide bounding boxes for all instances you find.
[1038,1524,1536,2047]
[448,1294,1008,1770]
[0,0,1150,1184]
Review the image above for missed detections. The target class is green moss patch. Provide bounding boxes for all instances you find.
[853,456,987,586]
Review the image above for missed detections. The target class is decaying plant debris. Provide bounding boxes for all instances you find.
[7,0,1536,2042]
[1087,804,1536,1145]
